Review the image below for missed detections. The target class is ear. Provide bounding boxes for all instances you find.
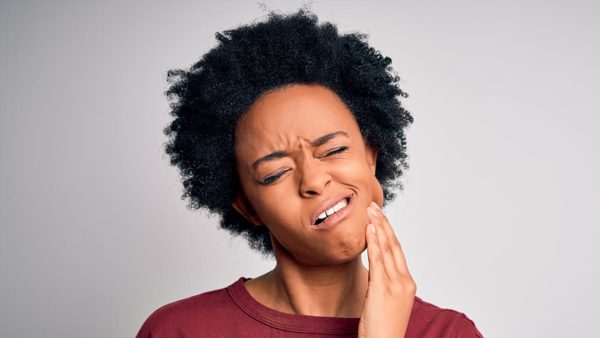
[232,191,264,226]
[365,145,378,175]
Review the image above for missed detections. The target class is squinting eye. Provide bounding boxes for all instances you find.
[324,146,348,157]
[259,169,290,186]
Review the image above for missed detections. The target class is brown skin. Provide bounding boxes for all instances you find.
[233,84,416,337]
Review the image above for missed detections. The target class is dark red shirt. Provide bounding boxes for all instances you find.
[137,277,483,337]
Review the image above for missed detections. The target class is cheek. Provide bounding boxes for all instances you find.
[252,191,304,231]
[369,173,384,206]
[336,160,383,204]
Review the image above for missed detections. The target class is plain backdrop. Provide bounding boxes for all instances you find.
[1,0,598,337]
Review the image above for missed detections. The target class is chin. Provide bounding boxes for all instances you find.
[298,245,364,266]
[333,237,366,262]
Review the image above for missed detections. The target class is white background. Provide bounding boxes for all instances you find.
[1,1,598,337]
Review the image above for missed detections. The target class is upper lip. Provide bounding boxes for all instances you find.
[310,193,353,225]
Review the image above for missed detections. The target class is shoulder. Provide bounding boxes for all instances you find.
[135,282,237,337]
[408,296,484,338]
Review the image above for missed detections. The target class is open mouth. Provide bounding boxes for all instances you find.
[314,196,352,225]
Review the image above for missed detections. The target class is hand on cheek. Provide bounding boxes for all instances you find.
[358,201,416,338]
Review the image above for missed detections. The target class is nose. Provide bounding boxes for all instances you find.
[298,157,332,197]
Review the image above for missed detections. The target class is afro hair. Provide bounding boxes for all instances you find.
[163,9,413,255]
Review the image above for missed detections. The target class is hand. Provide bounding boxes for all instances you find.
[358,202,417,338]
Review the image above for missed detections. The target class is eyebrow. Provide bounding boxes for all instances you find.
[251,131,349,171]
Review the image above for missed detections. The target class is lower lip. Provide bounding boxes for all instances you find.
[312,194,354,230]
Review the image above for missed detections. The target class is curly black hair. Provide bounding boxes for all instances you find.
[163,9,413,255]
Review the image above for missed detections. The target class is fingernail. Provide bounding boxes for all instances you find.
[369,224,376,234]
[371,201,381,210]
[368,206,378,217]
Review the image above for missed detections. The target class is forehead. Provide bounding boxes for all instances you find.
[234,84,362,160]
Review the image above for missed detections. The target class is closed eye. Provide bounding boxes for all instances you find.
[323,146,348,157]
[258,147,348,186]
[259,168,291,186]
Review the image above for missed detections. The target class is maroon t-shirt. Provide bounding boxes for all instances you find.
[137,277,483,337]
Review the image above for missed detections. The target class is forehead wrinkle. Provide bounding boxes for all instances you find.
[251,132,311,169]
[250,130,350,172]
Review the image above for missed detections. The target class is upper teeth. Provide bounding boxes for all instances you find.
[317,198,348,222]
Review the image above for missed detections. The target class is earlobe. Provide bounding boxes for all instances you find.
[232,191,264,226]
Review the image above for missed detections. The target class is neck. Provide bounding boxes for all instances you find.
[245,239,369,317]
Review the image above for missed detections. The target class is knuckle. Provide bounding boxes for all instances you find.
[387,278,417,295]
[405,279,417,293]
[381,243,392,254]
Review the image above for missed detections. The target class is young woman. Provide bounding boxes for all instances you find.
[137,10,483,338]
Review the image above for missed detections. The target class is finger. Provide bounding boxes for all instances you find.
[365,223,384,282]
[369,202,412,277]
[368,205,401,279]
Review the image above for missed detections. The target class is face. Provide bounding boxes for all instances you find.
[233,84,384,266]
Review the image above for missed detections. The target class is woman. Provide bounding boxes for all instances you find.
[137,10,483,338]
